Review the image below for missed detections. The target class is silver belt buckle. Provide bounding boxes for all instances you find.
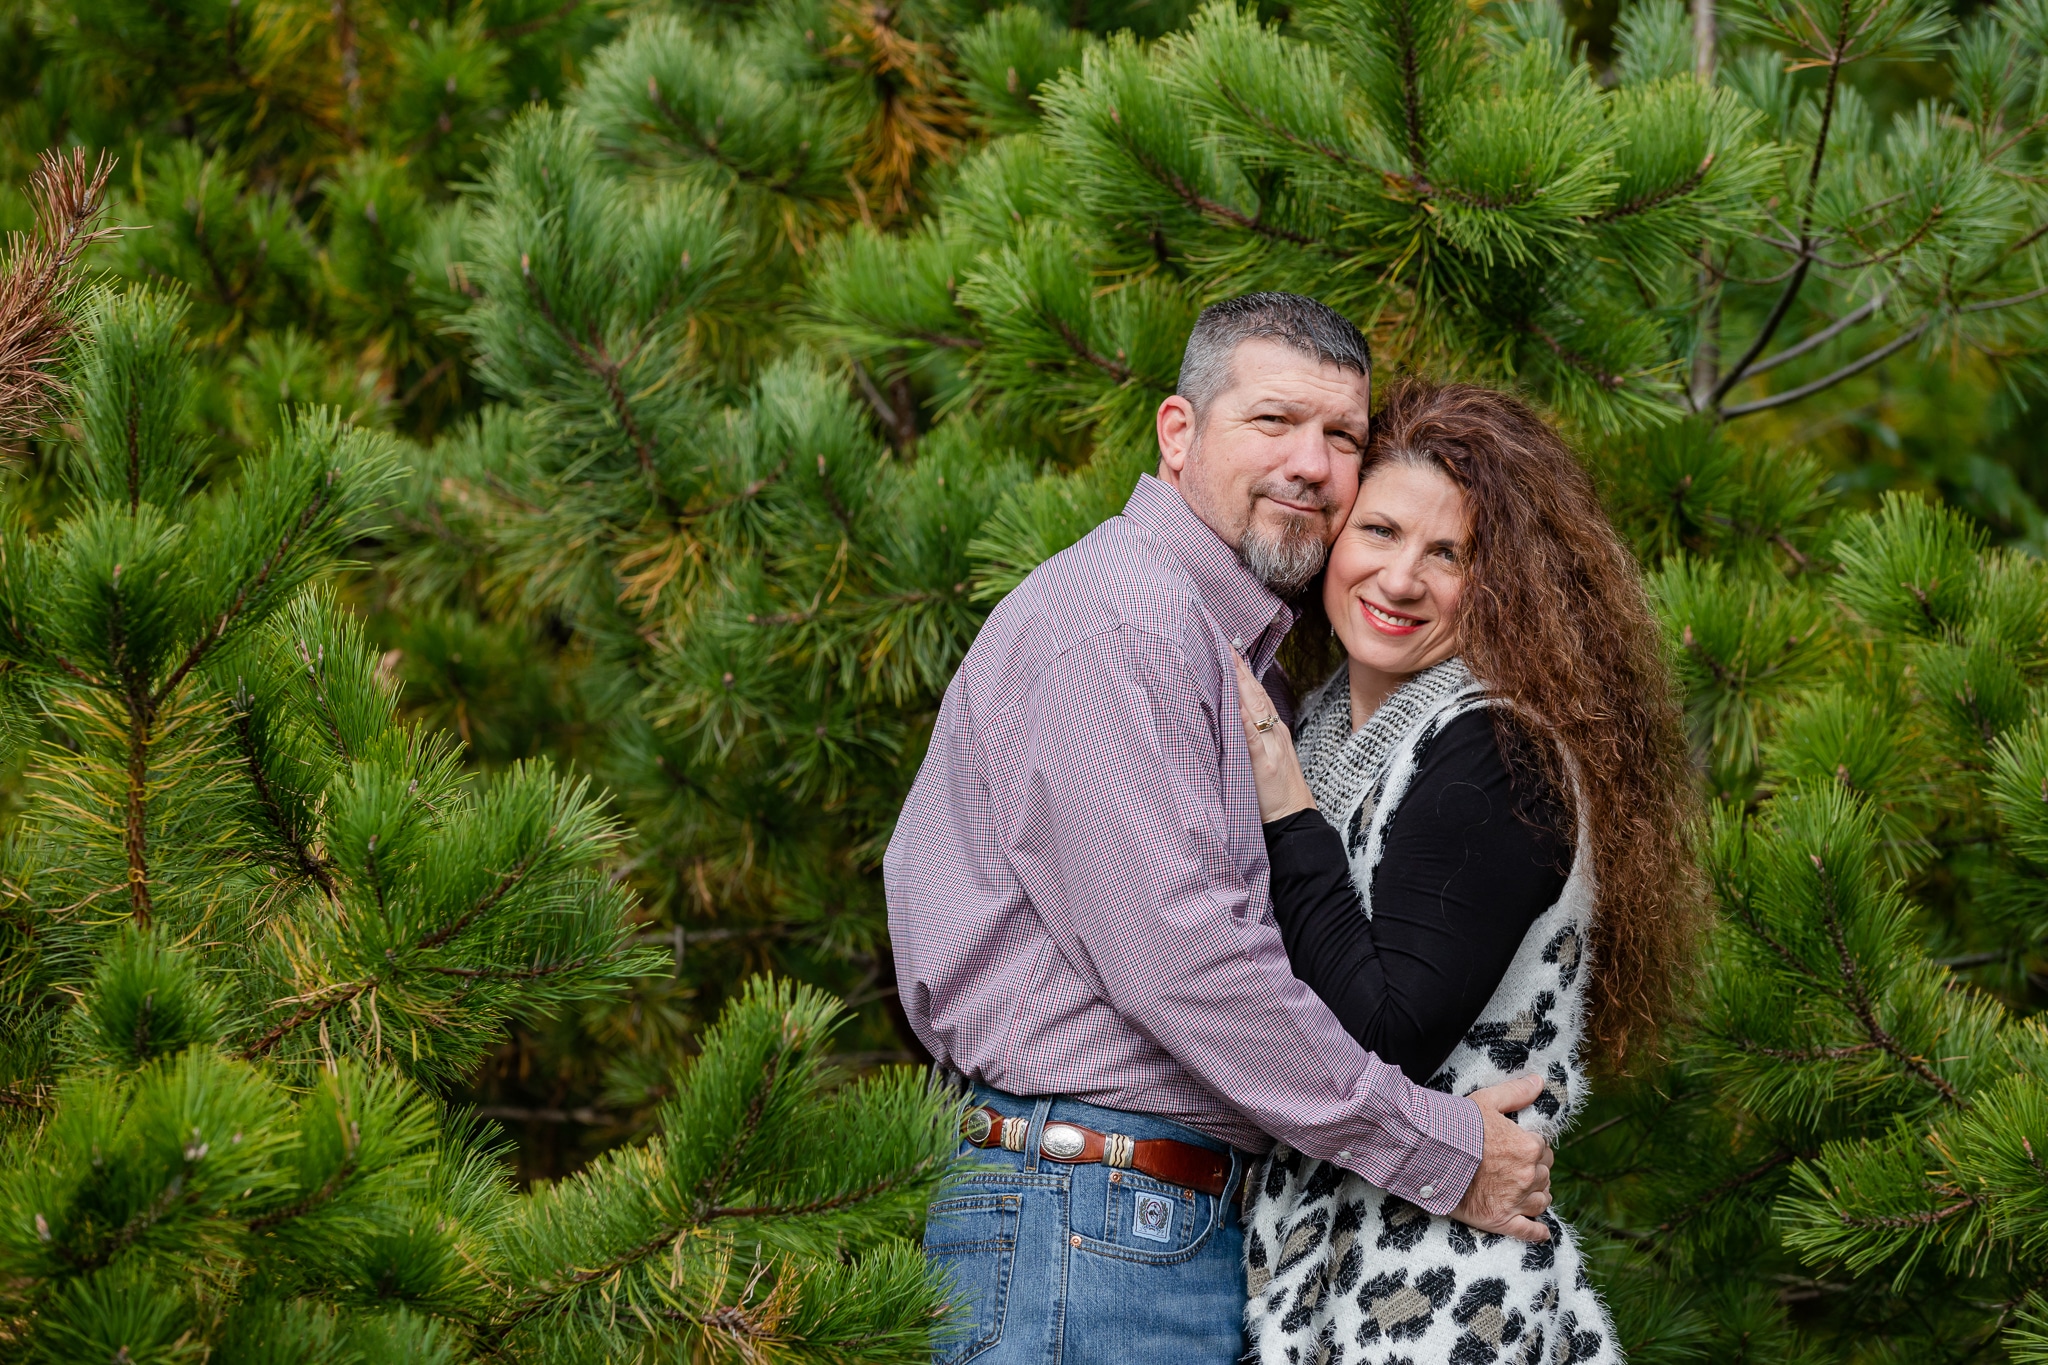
[1040,1122,1088,1160]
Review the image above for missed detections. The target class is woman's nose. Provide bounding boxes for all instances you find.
[1377,555,1427,600]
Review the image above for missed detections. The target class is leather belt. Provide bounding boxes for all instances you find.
[960,1105,1231,1198]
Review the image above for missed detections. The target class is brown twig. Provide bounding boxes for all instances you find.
[0,150,122,444]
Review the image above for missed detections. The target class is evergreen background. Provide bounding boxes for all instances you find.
[4,0,2048,1358]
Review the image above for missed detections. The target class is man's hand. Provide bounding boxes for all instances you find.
[1448,1074,1554,1243]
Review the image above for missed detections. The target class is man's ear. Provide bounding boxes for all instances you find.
[1156,394,1197,485]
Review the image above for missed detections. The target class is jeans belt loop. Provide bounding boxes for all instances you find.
[1024,1096,1053,1174]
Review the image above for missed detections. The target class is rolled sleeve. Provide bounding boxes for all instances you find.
[1001,624,1482,1212]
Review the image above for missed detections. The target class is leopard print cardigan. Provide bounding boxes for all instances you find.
[1242,660,1619,1365]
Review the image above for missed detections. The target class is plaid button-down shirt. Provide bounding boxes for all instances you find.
[886,474,1483,1214]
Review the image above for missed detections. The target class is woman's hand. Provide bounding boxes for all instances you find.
[1233,653,1317,824]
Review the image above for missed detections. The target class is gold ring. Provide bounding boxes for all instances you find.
[1253,714,1280,733]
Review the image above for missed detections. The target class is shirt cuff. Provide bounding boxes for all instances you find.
[1318,1083,1485,1217]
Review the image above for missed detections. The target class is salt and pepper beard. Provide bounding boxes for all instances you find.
[1239,481,1335,594]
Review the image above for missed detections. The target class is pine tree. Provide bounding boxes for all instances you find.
[373,0,2048,1352]
[371,0,1201,1152]
[0,152,956,1364]
[0,0,621,443]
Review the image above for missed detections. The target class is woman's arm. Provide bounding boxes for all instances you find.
[1261,710,1573,1085]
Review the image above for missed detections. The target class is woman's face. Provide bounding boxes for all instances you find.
[1324,460,1469,683]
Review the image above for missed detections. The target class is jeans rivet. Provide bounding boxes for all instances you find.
[1070,1233,1082,1247]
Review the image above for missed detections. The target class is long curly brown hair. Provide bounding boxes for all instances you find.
[1281,377,1699,1069]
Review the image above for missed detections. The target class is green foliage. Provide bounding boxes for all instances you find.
[3,0,621,441]
[0,232,955,1360]
[10,0,2048,1355]
[1566,484,2048,1360]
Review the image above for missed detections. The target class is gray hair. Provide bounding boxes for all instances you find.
[1175,292,1371,421]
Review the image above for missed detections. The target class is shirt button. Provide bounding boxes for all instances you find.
[1418,1183,1436,1200]
[1230,636,1245,652]
[1335,1149,1351,1160]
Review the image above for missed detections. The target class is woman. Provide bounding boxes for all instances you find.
[1232,378,1695,1365]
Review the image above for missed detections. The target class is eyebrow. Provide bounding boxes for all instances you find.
[1241,395,1367,441]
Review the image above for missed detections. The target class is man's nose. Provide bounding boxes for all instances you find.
[1275,423,1336,486]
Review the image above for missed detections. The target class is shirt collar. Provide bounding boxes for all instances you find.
[1121,474,1295,665]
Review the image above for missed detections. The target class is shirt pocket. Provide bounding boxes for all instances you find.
[924,1192,1020,1364]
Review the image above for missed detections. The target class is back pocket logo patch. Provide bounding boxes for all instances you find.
[1132,1190,1174,1244]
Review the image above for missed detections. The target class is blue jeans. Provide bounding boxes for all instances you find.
[923,1086,1249,1365]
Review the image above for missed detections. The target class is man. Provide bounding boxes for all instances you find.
[886,293,1553,1364]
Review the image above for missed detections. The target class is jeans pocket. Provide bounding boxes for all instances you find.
[924,1192,1020,1365]
[1103,1172,1199,1253]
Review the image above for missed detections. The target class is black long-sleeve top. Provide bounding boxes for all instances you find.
[1264,709,1574,1086]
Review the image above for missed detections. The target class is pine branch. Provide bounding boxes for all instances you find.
[518,255,666,493]
[1743,292,1887,378]
[63,1167,204,1272]
[292,637,354,763]
[1735,1040,1881,1060]
[1048,315,1132,382]
[227,701,339,901]
[813,455,858,539]
[122,699,151,929]
[695,1041,786,1216]
[1722,318,1929,418]
[641,80,822,197]
[246,1133,359,1231]
[1959,284,2048,314]
[51,656,105,687]
[485,0,582,42]
[1213,84,1371,171]
[1830,1194,1977,1229]
[414,834,553,950]
[1526,323,1627,390]
[153,473,336,709]
[238,978,377,1060]
[1589,155,1718,224]
[1120,141,1333,253]
[0,150,120,443]
[1813,856,1966,1107]
[704,1157,936,1220]
[421,956,592,979]
[1655,1148,1801,1233]
[110,575,153,929]
[1712,5,1854,406]
[1394,0,1427,176]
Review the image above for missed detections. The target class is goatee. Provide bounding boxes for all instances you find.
[1240,487,1332,594]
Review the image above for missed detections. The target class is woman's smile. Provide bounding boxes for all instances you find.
[1360,599,1425,635]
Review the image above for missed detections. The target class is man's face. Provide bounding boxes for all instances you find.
[1155,338,1370,594]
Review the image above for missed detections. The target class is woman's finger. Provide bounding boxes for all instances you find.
[1232,653,1275,739]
